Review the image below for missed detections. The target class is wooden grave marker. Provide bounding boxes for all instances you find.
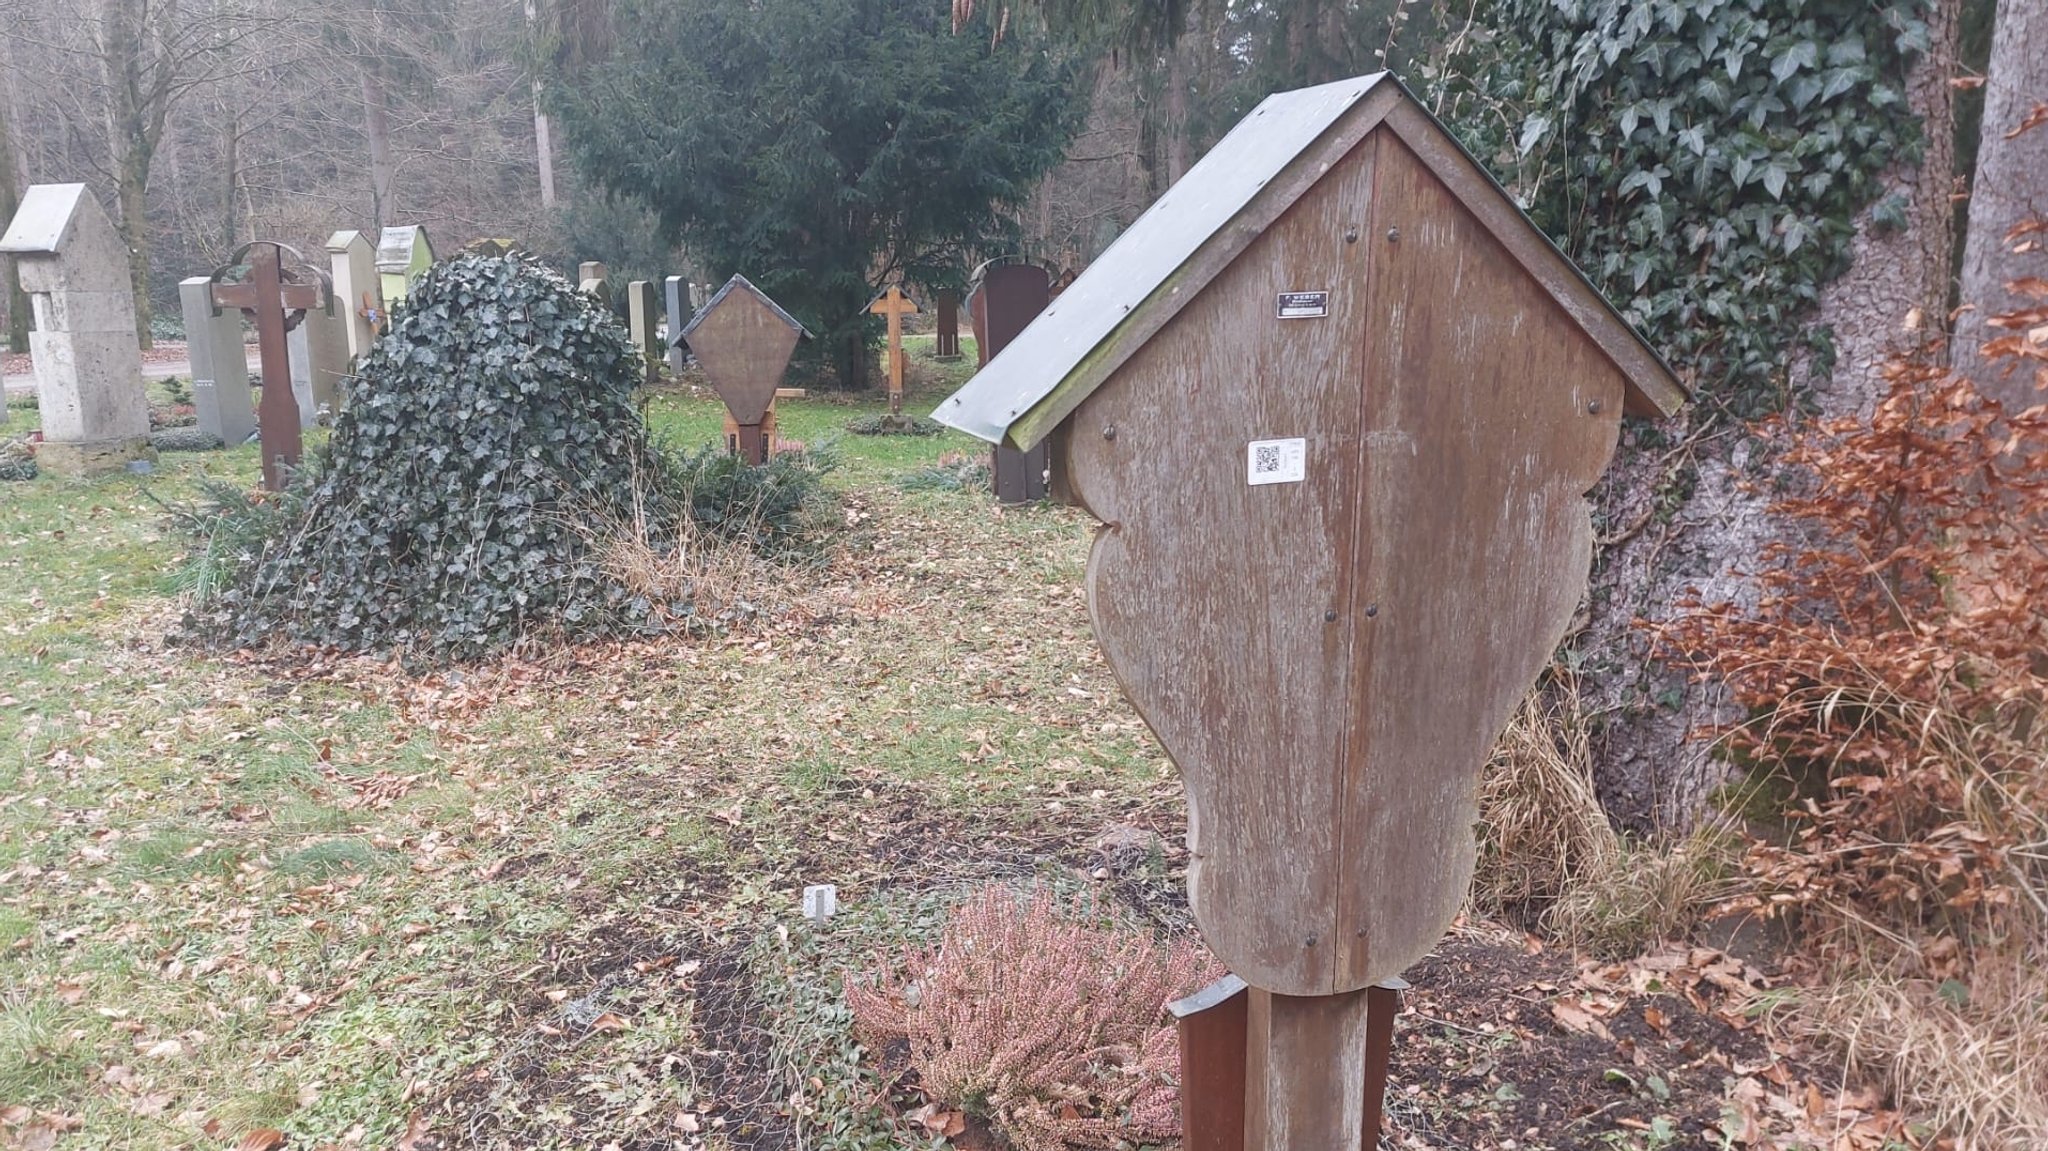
[866,284,919,415]
[935,288,962,360]
[934,72,1686,1151]
[211,241,330,491]
[680,274,809,464]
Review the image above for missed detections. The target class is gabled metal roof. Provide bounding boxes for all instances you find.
[675,273,811,347]
[935,75,1389,444]
[934,72,1688,447]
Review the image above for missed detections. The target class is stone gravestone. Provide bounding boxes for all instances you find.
[577,261,611,308]
[626,279,661,384]
[663,276,688,374]
[978,264,1052,504]
[967,284,990,367]
[680,274,808,464]
[178,276,255,447]
[326,230,379,362]
[375,225,434,309]
[937,73,1688,1151]
[0,183,152,475]
[287,300,350,425]
[935,288,962,360]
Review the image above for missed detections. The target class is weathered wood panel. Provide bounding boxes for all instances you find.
[1328,133,1625,990]
[1063,136,1382,995]
[1244,988,1371,1151]
[685,287,800,427]
[1064,126,1627,996]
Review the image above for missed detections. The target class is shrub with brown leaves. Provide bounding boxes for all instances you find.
[844,884,1222,1151]
[1665,243,2048,942]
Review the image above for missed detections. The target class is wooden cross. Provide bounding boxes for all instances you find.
[211,241,324,491]
[867,285,920,414]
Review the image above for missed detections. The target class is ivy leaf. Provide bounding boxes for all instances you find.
[1762,163,1788,200]
[1770,40,1817,83]
[1518,114,1551,157]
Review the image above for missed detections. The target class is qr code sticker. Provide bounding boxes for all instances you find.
[1246,438,1306,486]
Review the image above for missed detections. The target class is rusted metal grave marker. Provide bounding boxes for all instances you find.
[934,288,963,360]
[935,73,1686,1150]
[680,274,809,464]
[211,241,331,491]
[974,261,1054,504]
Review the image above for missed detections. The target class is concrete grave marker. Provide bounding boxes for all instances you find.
[178,276,255,447]
[577,261,611,308]
[375,225,434,308]
[626,279,661,384]
[0,183,152,474]
[936,73,1687,1151]
[326,230,379,361]
[680,274,808,464]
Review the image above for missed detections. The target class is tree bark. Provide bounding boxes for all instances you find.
[362,64,396,229]
[221,107,239,255]
[99,0,156,348]
[1580,0,1965,830]
[0,47,27,355]
[1954,0,2048,412]
[528,0,558,208]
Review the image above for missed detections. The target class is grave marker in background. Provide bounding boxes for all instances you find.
[866,285,918,416]
[212,241,329,491]
[0,183,152,474]
[977,264,1051,504]
[375,225,434,308]
[663,276,688,374]
[577,260,611,308]
[935,288,961,360]
[326,230,379,362]
[627,279,661,384]
[936,73,1687,1151]
[288,300,349,425]
[680,274,807,464]
[178,275,255,447]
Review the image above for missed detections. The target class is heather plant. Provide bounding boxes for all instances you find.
[844,884,1221,1151]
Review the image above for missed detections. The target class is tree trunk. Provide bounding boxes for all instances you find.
[221,108,239,256]
[1162,34,1192,184]
[528,0,558,209]
[1580,0,1965,830]
[0,52,26,355]
[1954,0,2048,411]
[362,64,396,229]
[99,0,156,348]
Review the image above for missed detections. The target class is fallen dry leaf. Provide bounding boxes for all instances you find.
[234,1128,286,1151]
[590,1012,629,1032]
[1550,999,1614,1041]
[394,1112,428,1151]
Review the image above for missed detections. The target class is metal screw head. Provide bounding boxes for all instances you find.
[1344,226,1360,244]
[1324,609,1338,622]
[1587,398,1604,414]
[1304,934,1319,948]
[1365,603,1379,618]
[1102,424,1117,441]
[1386,227,1400,242]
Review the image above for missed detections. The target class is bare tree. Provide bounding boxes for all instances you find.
[1954,0,2047,412]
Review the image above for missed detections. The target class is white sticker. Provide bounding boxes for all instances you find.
[1246,437,1307,486]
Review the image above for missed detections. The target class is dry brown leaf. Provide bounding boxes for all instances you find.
[394,1112,428,1151]
[1550,999,1614,1041]
[590,1012,629,1032]
[234,1128,286,1151]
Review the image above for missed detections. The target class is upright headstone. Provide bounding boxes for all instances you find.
[0,183,152,474]
[680,274,808,464]
[178,276,255,447]
[663,276,689,374]
[286,303,349,426]
[326,230,379,361]
[935,288,962,360]
[375,225,434,308]
[577,261,611,308]
[626,279,661,384]
[980,264,1052,504]
[688,281,707,312]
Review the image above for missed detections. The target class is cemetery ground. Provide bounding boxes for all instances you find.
[1,342,1922,1151]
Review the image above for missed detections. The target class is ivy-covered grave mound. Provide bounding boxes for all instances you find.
[189,252,666,660]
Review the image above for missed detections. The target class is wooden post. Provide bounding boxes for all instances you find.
[1246,988,1372,1151]
[212,241,323,491]
[867,285,918,415]
[935,288,961,359]
[978,265,1051,503]
[1170,975,1249,1151]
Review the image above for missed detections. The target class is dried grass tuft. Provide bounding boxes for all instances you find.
[1473,673,1740,955]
